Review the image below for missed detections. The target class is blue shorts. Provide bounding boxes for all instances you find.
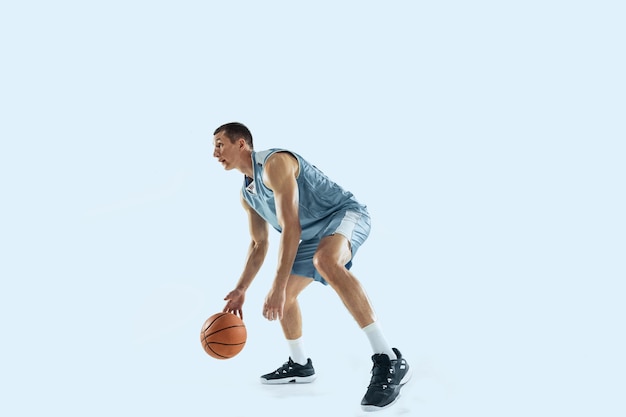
[291,210,371,285]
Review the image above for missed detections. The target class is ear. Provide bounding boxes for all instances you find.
[238,138,247,150]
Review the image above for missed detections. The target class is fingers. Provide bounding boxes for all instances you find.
[224,307,244,320]
[223,302,244,320]
[263,305,283,321]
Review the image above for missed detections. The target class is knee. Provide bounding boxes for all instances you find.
[283,295,298,310]
[284,288,300,307]
[312,249,342,280]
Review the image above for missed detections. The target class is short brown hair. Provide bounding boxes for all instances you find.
[214,122,254,149]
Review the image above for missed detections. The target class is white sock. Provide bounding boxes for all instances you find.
[362,322,397,360]
[287,337,308,365]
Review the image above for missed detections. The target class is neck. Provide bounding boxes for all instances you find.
[238,149,254,178]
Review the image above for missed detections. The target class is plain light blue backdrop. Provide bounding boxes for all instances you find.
[1,1,624,416]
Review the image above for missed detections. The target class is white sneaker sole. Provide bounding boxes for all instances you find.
[260,374,317,385]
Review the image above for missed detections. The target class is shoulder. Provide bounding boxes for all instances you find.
[265,151,298,168]
[263,151,299,189]
[265,151,298,176]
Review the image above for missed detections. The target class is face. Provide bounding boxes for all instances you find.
[213,131,240,170]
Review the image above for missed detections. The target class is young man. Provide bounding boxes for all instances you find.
[213,122,411,411]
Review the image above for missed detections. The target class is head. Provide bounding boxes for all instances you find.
[213,122,254,149]
[213,122,254,173]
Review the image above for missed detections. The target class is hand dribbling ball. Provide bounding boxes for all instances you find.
[200,312,247,359]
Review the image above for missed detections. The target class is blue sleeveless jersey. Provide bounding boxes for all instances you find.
[241,149,368,241]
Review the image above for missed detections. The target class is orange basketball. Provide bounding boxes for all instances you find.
[200,312,247,359]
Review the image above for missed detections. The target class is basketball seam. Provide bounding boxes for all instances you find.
[206,344,229,359]
[203,324,246,338]
[203,313,229,330]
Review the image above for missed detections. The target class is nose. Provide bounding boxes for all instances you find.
[213,147,220,158]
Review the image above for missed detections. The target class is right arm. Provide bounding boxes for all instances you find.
[223,192,270,319]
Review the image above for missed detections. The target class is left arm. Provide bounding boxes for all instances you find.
[262,152,301,321]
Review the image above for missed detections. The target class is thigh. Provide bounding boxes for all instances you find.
[315,234,353,266]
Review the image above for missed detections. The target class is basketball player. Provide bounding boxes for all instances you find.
[213,122,411,411]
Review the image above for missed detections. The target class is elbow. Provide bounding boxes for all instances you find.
[253,238,270,255]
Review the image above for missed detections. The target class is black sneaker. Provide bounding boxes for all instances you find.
[361,348,412,411]
[260,357,317,384]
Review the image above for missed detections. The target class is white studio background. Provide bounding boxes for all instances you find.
[1,1,624,416]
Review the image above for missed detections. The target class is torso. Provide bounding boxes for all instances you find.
[241,148,367,240]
